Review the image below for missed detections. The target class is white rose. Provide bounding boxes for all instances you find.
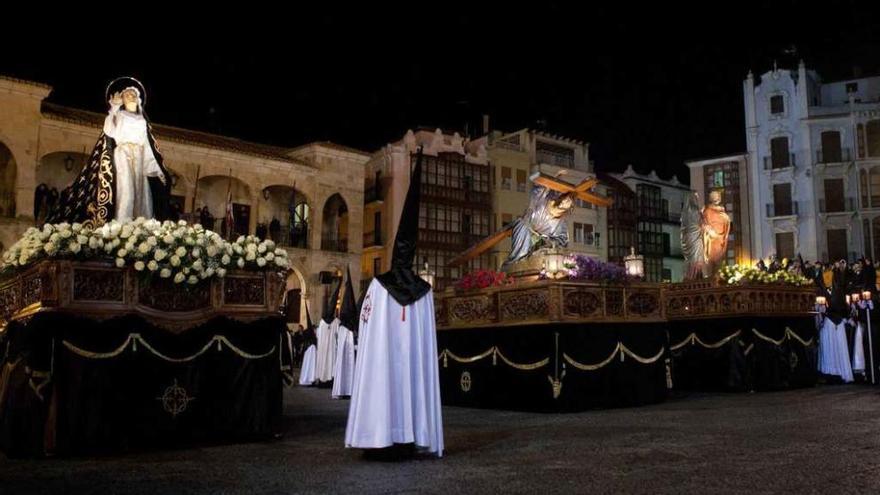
[49,233,61,243]
[160,268,172,278]
[274,249,286,256]
[147,260,158,271]
[221,254,231,265]
[154,249,167,261]
[60,229,72,239]
[117,248,128,258]
[246,252,256,261]
[258,243,267,254]
[234,244,243,255]
[204,267,215,277]
[44,242,58,256]
[147,236,158,247]
[173,272,186,283]
[266,252,275,262]
[116,257,125,268]
[68,241,81,254]
[256,257,266,267]
[178,220,187,226]
[138,242,150,254]
[88,237,100,249]
[265,240,276,250]
[192,260,204,272]
[104,243,115,253]
[134,261,145,271]
[236,236,245,244]
[217,268,227,278]
[192,247,201,258]
[120,226,132,238]
[206,246,218,257]
[275,257,287,267]
[246,243,257,253]
[72,222,82,233]
[187,275,198,285]
[237,257,245,268]
[163,234,175,245]
[77,235,89,245]
[175,246,187,257]
[170,255,181,267]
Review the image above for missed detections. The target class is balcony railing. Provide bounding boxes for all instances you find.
[494,140,523,152]
[763,153,797,170]
[320,238,348,253]
[819,197,856,214]
[816,147,852,164]
[363,231,383,248]
[766,202,798,217]
[536,149,575,168]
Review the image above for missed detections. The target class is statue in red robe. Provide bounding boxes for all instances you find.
[701,190,731,277]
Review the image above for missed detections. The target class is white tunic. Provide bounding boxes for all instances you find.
[818,318,854,383]
[345,280,444,456]
[331,324,355,398]
[315,319,339,383]
[103,105,163,221]
[298,344,317,386]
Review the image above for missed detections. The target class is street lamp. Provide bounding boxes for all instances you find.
[419,258,435,288]
[624,246,644,278]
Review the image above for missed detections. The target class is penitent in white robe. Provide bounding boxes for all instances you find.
[345,280,444,457]
[315,319,339,383]
[103,105,163,221]
[298,344,317,386]
[331,324,355,398]
[819,318,854,383]
[853,322,866,374]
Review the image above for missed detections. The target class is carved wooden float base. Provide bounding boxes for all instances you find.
[0,260,286,333]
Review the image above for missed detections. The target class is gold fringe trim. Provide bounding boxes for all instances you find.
[444,348,495,364]
[61,334,275,362]
[786,327,814,347]
[620,344,665,364]
[495,349,549,371]
[751,328,786,346]
[670,330,742,351]
[440,347,549,371]
[563,344,620,371]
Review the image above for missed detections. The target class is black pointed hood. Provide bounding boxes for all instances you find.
[322,276,341,324]
[305,299,315,331]
[376,148,431,306]
[339,266,358,331]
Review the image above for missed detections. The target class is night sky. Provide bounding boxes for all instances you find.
[3,2,879,183]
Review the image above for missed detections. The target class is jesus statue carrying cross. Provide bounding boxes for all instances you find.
[450,171,612,269]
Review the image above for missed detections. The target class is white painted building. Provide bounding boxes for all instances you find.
[744,61,880,263]
[609,165,690,282]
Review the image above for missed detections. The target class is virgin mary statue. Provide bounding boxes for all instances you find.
[46,77,172,227]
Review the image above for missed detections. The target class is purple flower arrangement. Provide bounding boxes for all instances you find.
[559,254,634,283]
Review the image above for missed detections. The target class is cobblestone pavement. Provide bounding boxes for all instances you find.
[2,385,880,494]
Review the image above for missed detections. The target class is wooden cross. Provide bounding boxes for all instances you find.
[449,173,612,266]
[531,172,613,207]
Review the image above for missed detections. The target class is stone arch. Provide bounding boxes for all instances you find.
[195,174,252,236]
[258,184,312,248]
[283,264,308,328]
[321,193,349,252]
[0,140,18,218]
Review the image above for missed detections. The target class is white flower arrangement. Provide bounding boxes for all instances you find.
[1,218,290,282]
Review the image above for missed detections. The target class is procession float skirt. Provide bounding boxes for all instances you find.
[0,260,291,457]
[434,278,816,412]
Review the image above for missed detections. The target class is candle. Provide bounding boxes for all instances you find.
[852,293,861,303]
[816,296,827,306]
[863,291,872,302]
[846,295,851,305]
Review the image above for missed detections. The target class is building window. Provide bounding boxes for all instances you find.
[661,268,672,283]
[516,169,527,192]
[501,167,512,190]
[867,120,880,157]
[770,95,785,115]
[772,183,793,216]
[573,222,584,243]
[712,170,724,188]
[662,232,671,256]
[583,223,594,245]
[775,232,795,260]
[820,131,843,163]
[770,136,791,169]
[827,229,847,262]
